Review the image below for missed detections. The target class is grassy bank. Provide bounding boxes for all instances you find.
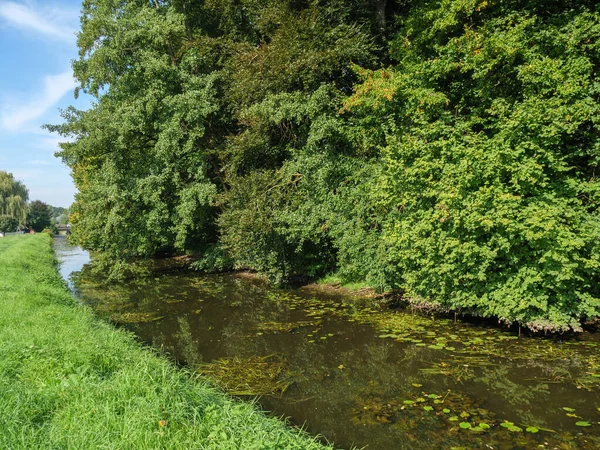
[0,234,330,449]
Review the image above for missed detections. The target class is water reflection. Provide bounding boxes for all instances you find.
[54,239,600,450]
[53,236,90,290]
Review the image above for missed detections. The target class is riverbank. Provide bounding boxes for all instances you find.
[0,234,330,449]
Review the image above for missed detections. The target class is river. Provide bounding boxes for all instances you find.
[54,236,600,449]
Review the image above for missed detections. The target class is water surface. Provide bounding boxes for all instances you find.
[55,238,600,449]
[54,236,90,290]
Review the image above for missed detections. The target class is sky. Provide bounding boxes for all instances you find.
[0,0,90,208]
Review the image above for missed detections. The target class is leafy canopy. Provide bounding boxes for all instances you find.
[49,0,600,330]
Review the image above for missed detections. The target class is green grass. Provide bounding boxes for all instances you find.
[316,273,376,294]
[0,234,331,450]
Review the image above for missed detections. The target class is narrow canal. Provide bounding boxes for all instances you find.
[54,237,600,449]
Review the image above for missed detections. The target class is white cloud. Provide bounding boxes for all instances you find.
[0,1,76,42]
[0,69,77,131]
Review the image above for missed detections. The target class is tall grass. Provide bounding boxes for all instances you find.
[0,234,331,449]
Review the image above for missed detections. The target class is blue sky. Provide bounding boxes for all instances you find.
[0,0,90,208]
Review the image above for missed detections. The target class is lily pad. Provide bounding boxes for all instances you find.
[428,344,445,350]
[459,422,471,429]
[576,421,591,427]
[525,426,539,433]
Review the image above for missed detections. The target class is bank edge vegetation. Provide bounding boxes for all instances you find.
[0,234,330,449]
[47,0,600,332]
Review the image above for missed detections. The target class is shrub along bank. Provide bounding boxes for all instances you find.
[0,234,329,450]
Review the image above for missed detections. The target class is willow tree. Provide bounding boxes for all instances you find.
[0,171,29,225]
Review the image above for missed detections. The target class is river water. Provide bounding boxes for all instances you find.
[54,237,600,449]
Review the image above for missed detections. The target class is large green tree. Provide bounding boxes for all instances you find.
[48,0,388,275]
[48,0,221,264]
[27,200,52,232]
[0,171,29,225]
[0,216,18,233]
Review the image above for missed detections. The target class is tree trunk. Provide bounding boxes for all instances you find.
[375,0,387,31]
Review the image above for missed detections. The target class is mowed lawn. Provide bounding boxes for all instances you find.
[0,234,330,450]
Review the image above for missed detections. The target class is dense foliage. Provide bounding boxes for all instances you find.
[0,171,28,225]
[0,215,18,233]
[50,0,600,331]
[50,206,69,224]
[27,200,52,233]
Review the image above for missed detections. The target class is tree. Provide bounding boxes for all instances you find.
[27,200,52,232]
[47,0,221,268]
[50,206,68,219]
[0,215,18,233]
[0,171,29,225]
